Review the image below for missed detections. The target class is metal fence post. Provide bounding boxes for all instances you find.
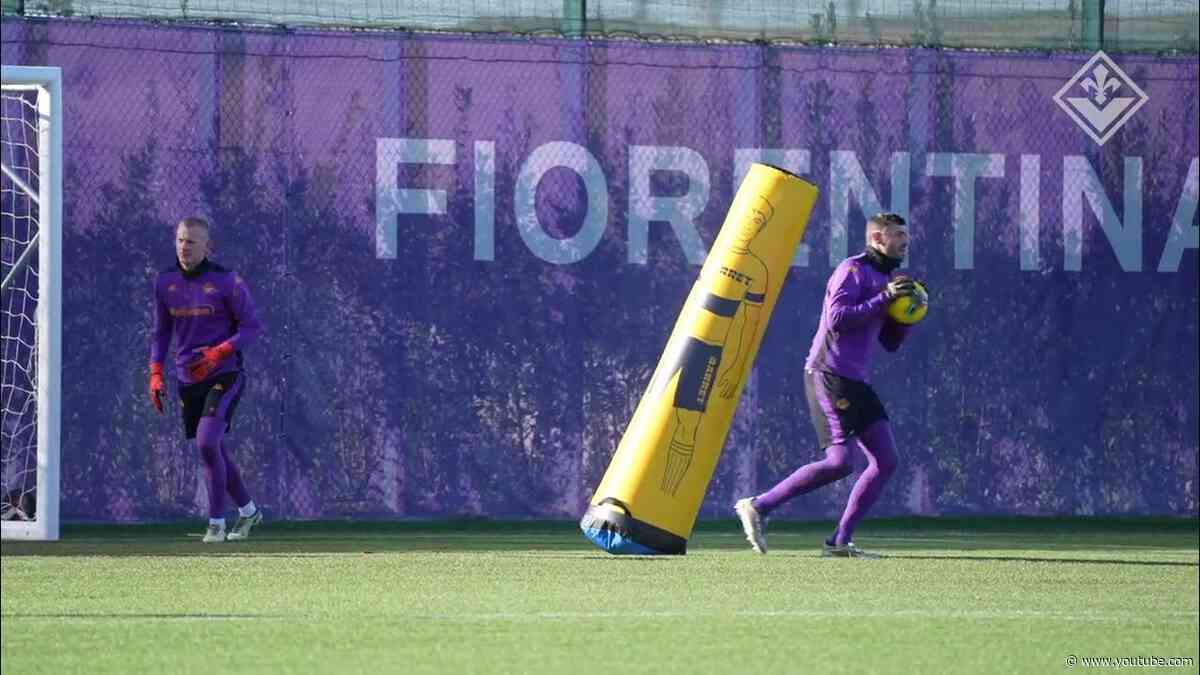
[1082,0,1105,51]
[563,0,586,38]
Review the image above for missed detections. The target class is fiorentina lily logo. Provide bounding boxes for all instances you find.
[1053,50,1148,146]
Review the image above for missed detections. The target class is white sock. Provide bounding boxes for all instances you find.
[209,517,225,529]
[239,500,257,517]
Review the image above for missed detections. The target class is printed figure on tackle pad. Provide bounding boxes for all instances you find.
[653,195,773,495]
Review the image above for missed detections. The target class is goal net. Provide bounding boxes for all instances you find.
[1,66,62,541]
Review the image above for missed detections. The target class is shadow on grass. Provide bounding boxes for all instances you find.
[2,517,1195,558]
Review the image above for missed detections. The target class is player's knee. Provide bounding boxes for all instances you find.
[830,460,855,480]
[823,453,855,478]
[197,441,220,465]
[195,417,224,462]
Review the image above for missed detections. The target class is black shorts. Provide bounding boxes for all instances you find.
[179,371,246,439]
[804,369,887,449]
[670,337,723,412]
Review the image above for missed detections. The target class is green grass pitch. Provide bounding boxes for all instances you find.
[3,517,1197,674]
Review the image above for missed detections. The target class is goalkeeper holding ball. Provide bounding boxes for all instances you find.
[149,217,265,544]
[735,212,926,558]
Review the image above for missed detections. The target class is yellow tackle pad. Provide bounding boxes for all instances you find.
[580,163,819,554]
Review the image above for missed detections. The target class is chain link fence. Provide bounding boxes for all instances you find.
[2,17,1197,521]
[4,0,1198,52]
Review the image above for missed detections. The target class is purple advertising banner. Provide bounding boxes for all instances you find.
[2,18,1197,521]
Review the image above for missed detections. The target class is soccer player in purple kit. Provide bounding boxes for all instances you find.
[735,212,925,558]
[149,216,265,543]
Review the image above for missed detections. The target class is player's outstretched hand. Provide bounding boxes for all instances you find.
[149,363,165,414]
[186,342,235,381]
[884,277,917,300]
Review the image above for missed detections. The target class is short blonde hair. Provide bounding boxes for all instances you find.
[177,216,211,234]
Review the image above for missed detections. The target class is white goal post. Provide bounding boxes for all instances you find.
[1,65,62,541]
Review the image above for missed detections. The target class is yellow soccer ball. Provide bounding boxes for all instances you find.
[888,281,929,325]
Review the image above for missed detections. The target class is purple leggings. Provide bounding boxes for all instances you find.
[753,419,899,545]
[197,417,252,519]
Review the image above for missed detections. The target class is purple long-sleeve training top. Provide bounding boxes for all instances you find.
[805,249,911,383]
[151,259,264,385]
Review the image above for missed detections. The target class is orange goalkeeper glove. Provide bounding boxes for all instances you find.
[149,363,165,414]
[186,342,235,381]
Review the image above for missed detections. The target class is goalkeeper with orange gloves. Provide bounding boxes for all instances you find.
[149,216,265,543]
